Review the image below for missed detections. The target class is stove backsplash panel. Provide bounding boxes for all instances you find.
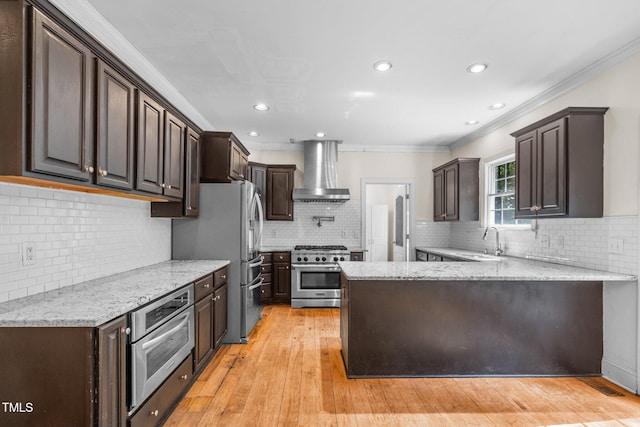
[262,201,361,248]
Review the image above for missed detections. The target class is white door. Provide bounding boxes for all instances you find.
[366,204,388,261]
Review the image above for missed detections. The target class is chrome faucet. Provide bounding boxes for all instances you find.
[482,226,503,256]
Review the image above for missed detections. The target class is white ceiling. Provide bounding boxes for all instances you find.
[80,0,640,151]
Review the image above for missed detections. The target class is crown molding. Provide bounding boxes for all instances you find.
[243,141,450,153]
[450,35,640,150]
[48,0,214,131]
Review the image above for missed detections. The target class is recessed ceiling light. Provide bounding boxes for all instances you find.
[315,132,326,138]
[489,102,506,110]
[248,131,260,137]
[466,63,487,73]
[465,120,480,126]
[253,103,269,111]
[373,60,392,72]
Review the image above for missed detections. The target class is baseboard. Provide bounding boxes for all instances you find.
[602,359,638,394]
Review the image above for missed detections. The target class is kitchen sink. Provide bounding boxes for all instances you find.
[449,252,502,262]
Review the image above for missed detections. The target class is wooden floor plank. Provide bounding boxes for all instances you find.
[165,306,640,427]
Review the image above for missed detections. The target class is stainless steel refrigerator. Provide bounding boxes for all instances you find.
[172,180,264,343]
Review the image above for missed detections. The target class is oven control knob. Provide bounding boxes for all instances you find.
[340,257,345,261]
[322,256,327,262]
[304,257,308,262]
[315,257,320,262]
[297,257,302,262]
[333,257,338,262]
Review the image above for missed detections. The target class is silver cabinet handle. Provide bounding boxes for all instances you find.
[221,275,226,280]
[98,168,107,176]
[151,410,159,416]
[180,374,188,380]
[167,184,172,189]
[84,165,94,173]
[204,284,210,288]
[161,183,166,188]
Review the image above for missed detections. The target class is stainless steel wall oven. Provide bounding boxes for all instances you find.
[129,285,195,412]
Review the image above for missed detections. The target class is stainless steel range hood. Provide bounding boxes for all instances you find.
[292,140,350,202]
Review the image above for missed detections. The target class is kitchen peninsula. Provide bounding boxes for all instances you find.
[338,254,635,378]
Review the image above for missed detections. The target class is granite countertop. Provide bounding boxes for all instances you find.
[260,246,292,252]
[340,248,636,282]
[0,260,230,328]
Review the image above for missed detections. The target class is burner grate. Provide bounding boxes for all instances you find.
[294,245,348,251]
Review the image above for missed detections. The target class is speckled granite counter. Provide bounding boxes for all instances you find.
[0,260,230,327]
[339,253,635,281]
[260,246,292,252]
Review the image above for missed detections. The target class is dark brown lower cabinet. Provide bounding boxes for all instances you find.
[194,267,228,373]
[0,316,127,426]
[272,251,291,303]
[194,294,214,371]
[214,283,228,348]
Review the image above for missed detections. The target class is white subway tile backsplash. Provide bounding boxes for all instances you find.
[0,182,172,302]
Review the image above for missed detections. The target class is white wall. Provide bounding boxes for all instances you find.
[0,183,172,302]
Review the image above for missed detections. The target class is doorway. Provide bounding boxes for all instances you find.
[361,179,415,261]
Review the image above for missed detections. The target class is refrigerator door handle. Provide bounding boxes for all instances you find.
[247,277,264,291]
[254,192,264,248]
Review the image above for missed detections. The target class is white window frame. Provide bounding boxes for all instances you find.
[484,154,530,229]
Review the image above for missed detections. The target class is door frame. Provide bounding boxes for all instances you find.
[361,178,416,261]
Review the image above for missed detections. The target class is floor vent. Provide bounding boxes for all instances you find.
[579,378,625,397]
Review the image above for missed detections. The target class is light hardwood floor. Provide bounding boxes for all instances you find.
[166,305,640,427]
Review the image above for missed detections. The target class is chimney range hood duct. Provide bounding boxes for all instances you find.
[292,140,350,202]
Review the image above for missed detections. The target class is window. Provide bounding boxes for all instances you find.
[486,156,529,226]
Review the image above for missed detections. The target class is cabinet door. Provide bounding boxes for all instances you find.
[213,283,228,348]
[443,163,459,221]
[96,60,134,190]
[536,118,566,216]
[194,296,214,371]
[515,130,537,217]
[230,142,248,180]
[433,169,444,221]
[136,91,164,194]
[267,167,294,221]
[273,262,291,300]
[184,128,200,217]
[31,9,93,181]
[249,163,267,214]
[97,316,127,427]
[163,111,186,198]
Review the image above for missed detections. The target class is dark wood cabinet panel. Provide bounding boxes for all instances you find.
[97,316,127,427]
[194,296,214,371]
[273,257,291,301]
[266,166,295,221]
[213,283,228,348]
[184,128,200,216]
[433,158,478,222]
[200,131,250,183]
[31,8,93,181]
[136,91,164,194]
[96,60,135,190]
[163,111,186,199]
[512,107,607,219]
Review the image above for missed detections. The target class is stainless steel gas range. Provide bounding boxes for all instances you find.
[290,245,350,308]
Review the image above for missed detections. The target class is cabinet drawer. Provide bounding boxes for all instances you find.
[129,355,193,427]
[194,274,214,301]
[262,272,272,285]
[272,252,290,262]
[261,253,272,264]
[214,267,228,288]
[260,283,272,299]
[261,263,272,274]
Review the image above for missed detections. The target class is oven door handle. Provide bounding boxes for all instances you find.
[291,264,341,271]
[141,311,190,351]
[248,256,263,269]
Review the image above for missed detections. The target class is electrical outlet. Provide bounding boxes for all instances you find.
[22,243,35,266]
[271,229,277,237]
[342,230,348,238]
[608,238,624,254]
[538,234,550,248]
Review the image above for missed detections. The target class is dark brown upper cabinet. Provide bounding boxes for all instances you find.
[0,3,201,204]
[200,131,250,182]
[266,165,296,221]
[433,158,479,222]
[163,111,186,199]
[96,60,135,190]
[136,91,164,195]
[184,128,200,216]
[31,8,94,181]
[511,107,608,219]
